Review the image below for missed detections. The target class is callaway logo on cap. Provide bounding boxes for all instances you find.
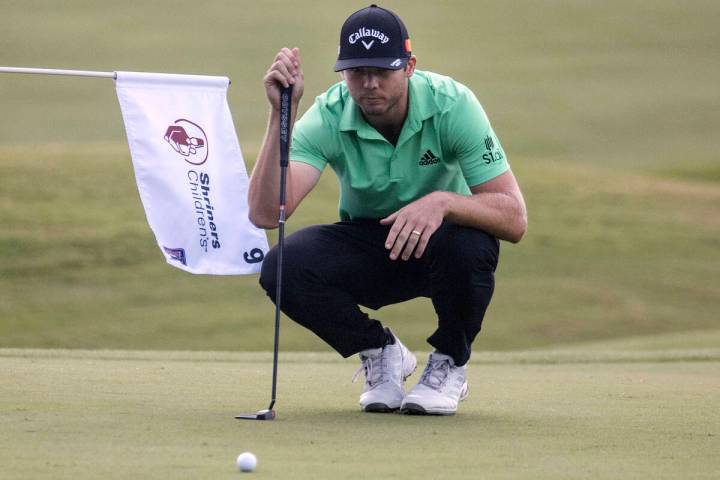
[334,4,412,72]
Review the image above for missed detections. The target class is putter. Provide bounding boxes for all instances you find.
[236,84,293,422]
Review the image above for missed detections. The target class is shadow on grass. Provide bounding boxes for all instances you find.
[286,405,532,427]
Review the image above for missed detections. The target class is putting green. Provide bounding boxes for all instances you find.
[1,349,718,479]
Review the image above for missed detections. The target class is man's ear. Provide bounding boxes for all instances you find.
[405,56,417,77]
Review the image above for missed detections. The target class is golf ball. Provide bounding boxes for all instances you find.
[236,452,257,473]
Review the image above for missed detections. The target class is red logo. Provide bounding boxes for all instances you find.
[164,119,208,165]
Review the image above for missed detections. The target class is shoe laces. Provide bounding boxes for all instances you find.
[419,357,451,390]
[352,351,386,387]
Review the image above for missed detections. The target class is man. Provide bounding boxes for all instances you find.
[248,4,527,415]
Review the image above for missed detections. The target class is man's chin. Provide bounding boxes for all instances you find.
[360,105,387,116]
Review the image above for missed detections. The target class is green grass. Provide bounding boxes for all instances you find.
[1,143,719,351]
[2,3,719,479]
[1,0,719,170]
[1,348,718,479]
[657,162,720,184]
[561,328,720,352]
[1,2,719,350]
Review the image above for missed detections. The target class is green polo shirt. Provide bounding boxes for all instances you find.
[290,70,509,220]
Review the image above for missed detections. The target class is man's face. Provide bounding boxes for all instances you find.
[341,58,416,119]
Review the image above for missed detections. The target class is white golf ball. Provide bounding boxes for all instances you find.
[236,452,257,473]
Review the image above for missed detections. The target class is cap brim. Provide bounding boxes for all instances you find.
[334,57,408,72]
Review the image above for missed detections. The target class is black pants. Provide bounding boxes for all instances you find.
[259,220,499,366]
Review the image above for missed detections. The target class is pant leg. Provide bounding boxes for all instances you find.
[423,222,500,366]
[260,220,500,365]
[259,221,429,357]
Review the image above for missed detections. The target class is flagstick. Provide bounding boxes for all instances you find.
[2,63,279,418]
[0,67,116,79]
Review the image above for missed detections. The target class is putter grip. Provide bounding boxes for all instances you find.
[279,85,293,167]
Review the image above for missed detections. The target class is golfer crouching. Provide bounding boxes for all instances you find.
[248,4,527,415]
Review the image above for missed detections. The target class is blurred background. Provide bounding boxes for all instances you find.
[1,0,718,352]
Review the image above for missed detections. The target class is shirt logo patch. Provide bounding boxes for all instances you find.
[419,149,440,166]
[485,136,495,151]
[482,135,504,164]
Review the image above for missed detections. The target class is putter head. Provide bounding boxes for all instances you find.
[235,409,276,421]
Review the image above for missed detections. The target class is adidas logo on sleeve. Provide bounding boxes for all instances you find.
[418,149,440,166]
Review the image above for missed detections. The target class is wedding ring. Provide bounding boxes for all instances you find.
[411,230,421,236]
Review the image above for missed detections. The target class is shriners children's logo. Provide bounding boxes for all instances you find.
[164,119,209,165]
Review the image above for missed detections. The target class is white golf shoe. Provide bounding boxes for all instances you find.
[352,333,417,413]
[400,352,469,415]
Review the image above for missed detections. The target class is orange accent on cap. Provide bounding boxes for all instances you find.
[405,39,412,53]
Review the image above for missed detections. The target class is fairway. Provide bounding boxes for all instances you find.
[2,0,719,353]
[2,145,719,353]
[2,348,718,479]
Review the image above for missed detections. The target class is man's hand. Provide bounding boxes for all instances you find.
[380,191,450,261]
[264,47,304,110]
[378,170,528,260]
[249,47,318,229]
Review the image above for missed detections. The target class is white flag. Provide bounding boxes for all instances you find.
[115,71,268,275]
